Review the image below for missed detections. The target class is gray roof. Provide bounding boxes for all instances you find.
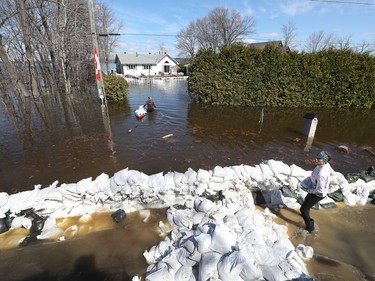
[115,53,178,65]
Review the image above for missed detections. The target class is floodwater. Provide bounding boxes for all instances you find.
[0,78,374,280]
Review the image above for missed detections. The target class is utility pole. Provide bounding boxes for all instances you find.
[87,0,106,106]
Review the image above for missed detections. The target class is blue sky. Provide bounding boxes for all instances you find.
[107,0,375,57]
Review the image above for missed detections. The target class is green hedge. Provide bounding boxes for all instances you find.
[188,44,375,108]
[103,74,128,101]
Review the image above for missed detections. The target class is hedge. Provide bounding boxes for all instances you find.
[188,44,375,108]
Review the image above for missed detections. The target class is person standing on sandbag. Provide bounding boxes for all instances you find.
[300,151,334,232]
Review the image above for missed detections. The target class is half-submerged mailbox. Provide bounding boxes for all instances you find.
[301,113,318,138]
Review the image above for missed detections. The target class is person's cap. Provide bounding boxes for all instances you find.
[316,151,331,163]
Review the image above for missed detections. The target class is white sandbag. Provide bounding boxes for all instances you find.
[241,192,256,210]
[145,266,175,281]
[210,176,225,183]
[266,160,291,175]
[113,168,129,186]
[127,170,143,186]
[231,165,247,180]
[176,247,196,267]
[180,237,196,254]
[163,172,176,191]
[282,197,299,209]
[356,185,369,205]
[253,244,279,266]
[278,258,307,280]
[183,168,197,185]
[94,173,111,193]
[260,265,286,281]
[168,208,194,229]
[199,252,221,281]
[243,230,266,246]
[208,181,229,192]
[272,237,295,259]
[195,233,212,254]
[343,191,360,206]
[212,166,227,177]
[148,172,165,190]
[197,169,211,183]
[223,214,241,232]
[244,165,264,183]
[194,197,215,213]
[162,251,183,275]
[194,182,208,196]
[290,164,309,178]
[236,208,256,231]
[217,251,245,281]
[75,178,92,194]
[259,163,275,178]
[174,265,194,281]
[287,176,300,191]
[295,244,314,259]
[209,224,237,254]
[7,191,32,213]
[11,216,32,229]
[329,172,348,193]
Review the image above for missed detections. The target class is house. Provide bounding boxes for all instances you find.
[248,40,290,53]
[114,52,179,77]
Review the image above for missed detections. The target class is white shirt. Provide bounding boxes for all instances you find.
[310,162,333,197]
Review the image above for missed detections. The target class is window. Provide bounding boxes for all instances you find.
[127,65,136,70]
[164,65,170,73]
[143,65,151,70]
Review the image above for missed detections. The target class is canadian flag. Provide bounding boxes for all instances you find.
[93,47,101,81]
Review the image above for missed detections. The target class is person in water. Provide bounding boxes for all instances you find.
[300,151,334,232]
[143,96,156,112]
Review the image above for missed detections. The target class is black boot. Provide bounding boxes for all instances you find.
[306,219,315,232]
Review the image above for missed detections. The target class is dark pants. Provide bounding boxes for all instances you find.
[300,193,324,223]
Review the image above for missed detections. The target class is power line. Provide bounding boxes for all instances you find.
[98,33,177,37]
[310,0,375,5]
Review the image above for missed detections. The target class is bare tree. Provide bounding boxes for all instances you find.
[176,6,256,56]
[176,22,198,58]
[94,0,123,74]
[281,20,298,49]
[209,7,255,47]
[353,40,374,54]
[335,35,352,50]
[305,30,335,52]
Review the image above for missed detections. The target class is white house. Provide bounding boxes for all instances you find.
[114,52,179,77]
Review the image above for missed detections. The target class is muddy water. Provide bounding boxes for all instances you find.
[272,204,375,280]
[0,209,170,281]
[1,79,375,280]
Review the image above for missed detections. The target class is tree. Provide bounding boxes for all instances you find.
[281,20,298,50]
[176,6,255,56]
[305,30,335,52]
[95,0,123,74]
[176,22,198,58]
[209,7,255,47]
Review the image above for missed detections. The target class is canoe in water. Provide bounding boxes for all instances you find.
[135,106,146,120]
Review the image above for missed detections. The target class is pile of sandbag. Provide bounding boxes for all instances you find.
[141,197,313,281]
[0,160,373,246]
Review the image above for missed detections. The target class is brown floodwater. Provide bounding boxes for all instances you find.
[0,78,374,280]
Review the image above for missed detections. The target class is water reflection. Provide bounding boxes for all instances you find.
[1,79,374,194]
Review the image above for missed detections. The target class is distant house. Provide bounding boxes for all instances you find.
[114,52,178,77]
[248,40,290,53]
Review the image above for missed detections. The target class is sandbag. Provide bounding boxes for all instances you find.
[209,224,237,254]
